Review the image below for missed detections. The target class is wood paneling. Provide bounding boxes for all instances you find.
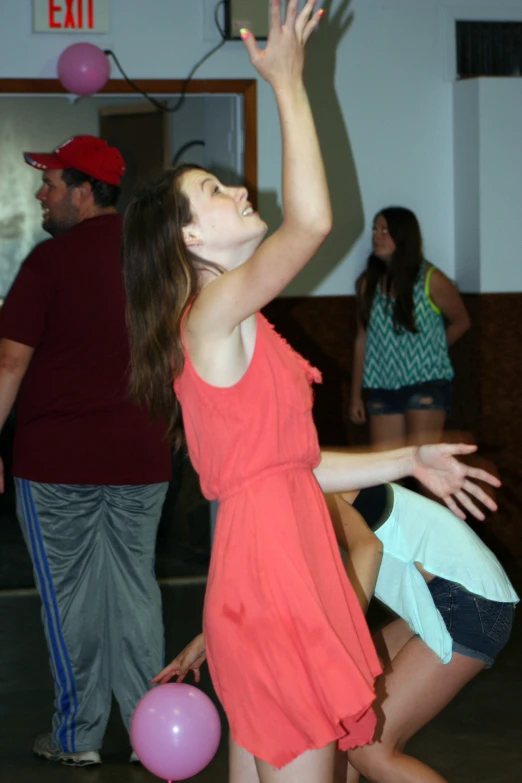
[264,294,522,567]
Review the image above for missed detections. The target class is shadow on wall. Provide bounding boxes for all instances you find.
[284,0,363,295]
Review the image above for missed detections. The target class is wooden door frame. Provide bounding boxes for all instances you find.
[0,78,257,203]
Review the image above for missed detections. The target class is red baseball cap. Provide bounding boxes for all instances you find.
[24,135,125,186]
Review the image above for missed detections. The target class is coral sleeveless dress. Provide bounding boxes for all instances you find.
[174,313,380,768]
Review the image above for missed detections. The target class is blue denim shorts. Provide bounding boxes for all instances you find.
[427,576,515,668]
[366,379,452,416]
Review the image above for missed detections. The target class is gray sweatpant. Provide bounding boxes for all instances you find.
[15,479,168,753]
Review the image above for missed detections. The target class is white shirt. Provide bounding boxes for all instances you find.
[371,483,518,663]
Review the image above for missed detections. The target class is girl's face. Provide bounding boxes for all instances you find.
[180,169,267,270]
[372,214,396,262]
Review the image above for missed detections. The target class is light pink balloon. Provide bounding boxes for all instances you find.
[57,43,110,96]
[130,683,221,781]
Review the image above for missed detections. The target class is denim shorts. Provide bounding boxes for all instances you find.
[427,576,516,668]
[366,379,452,416]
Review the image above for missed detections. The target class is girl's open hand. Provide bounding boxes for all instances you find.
[151,633,206,685]
[240,0,323,87]
[413,443,501,521]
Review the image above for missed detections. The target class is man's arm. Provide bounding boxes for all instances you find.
[0,338,34,492]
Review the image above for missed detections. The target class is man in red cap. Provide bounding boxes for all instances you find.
[23,134,125,236]
[0,136,171,766]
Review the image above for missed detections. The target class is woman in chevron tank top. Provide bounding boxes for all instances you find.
[350,207,470,448]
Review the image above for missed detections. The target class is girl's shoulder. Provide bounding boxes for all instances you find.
[421,261,443,315]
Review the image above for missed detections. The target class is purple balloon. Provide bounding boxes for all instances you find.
[57,43,110,96]
[130,684,221,781]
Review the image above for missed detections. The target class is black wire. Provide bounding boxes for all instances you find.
[104,0,227,114]
[214,0,227,39]
[172,139,206,167]
[103,50,172,111]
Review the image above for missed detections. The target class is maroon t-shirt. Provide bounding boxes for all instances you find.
[0,213,171,484]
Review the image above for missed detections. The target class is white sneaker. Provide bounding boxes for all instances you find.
[33,733,102,767]
[130,750,140,763]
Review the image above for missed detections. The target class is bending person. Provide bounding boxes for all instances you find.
[327,485,518,783]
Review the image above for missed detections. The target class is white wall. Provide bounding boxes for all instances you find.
[169,94,244,179]
[453,78,522,294]
[453,80,480,292]
[479,79,522,293]
[203,96,243,185]
[1,0,522,293]
[170,97,207,170]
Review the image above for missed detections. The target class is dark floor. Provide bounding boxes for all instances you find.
[0,581,226,783]
[1,576,522,783]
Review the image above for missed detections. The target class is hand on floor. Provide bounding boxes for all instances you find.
[151,632,206,684]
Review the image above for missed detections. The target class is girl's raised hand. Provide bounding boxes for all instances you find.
[240,0,323,87]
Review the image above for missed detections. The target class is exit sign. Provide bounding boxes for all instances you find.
[33,0,111,33]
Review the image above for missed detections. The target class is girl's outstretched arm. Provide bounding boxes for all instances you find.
[314,443,501,521]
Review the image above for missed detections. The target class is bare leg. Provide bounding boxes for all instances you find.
[256,743,336,783]
[344,619,415,783]
[369,413,406,450]
[230,738,336,783]
[229,738,260,783]
[372,617,416,665]
[405,409,447,500]
[405,409,446,446]
[347,625,485,783]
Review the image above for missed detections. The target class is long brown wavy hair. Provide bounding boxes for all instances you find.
[122,164,218,447]
[356,206,424,334]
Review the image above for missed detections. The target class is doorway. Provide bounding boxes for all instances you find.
[0,78,257,295]
[0,78,257,585]
[98,93,244,213]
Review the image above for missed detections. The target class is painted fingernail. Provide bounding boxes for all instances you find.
[318,8,325,16]
[240,28,249,39]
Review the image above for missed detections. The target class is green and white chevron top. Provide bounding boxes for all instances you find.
[362,261,454,389]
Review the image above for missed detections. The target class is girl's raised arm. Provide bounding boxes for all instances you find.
[193,0,331,334]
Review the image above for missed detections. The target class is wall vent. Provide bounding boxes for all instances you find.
[457,21,522,78]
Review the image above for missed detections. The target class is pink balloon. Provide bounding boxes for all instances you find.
[130,684,221,781]
[57,43,110,96]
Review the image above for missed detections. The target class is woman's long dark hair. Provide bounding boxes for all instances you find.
[122,164,215,448]
[356,206,424,334]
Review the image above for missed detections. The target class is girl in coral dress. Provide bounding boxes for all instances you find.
[123,2,498,780]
